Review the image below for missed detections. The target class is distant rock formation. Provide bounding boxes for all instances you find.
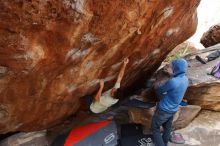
[201,24,220,47]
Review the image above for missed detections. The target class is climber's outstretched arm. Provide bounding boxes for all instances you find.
[110,58,129,97]
[116,58,129,84]
[94,80,104,101]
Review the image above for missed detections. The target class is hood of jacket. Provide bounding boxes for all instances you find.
[172,59,188,77]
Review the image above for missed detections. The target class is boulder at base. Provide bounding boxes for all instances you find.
[170,110,220,146]
[200,24,220,47]
[184,43,220,111]
[128,105,201,131]
[0,131,48,146]
[172,105,201,130]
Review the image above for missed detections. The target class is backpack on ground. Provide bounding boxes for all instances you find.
[210,62,220,79]
[207,50,220,61]
[51,120,118,146]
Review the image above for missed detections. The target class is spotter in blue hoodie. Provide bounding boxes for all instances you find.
[156,59,189,113]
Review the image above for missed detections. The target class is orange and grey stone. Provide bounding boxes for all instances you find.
[0,0,200,133]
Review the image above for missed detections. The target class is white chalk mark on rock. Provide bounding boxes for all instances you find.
[104,75,116,82]
[66,84,77,93]
[163,6,173,18]
[0,66,8,75]
[152,6,174,29]
[81,32,99,43]
[72,49,89,61]
[111,62,122,70]
[12,45,45,68]
[13,52,32,60]
[65,48,79,61]
[133,58,145,66]
[63,0,85,14]
[152,48,161,55]
[166,27,180,36]
[73,0,85,14]
[0,105,9,123]
[85,61,94,70]
[14,123,24,129]
[65,48,89,61]
[87,79,99,87]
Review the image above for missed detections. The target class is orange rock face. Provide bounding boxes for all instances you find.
[0,0,200,133]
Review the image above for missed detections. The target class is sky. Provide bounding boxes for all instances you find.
[187,0,220,49]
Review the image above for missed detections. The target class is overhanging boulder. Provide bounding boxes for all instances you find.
[0,0,200,133]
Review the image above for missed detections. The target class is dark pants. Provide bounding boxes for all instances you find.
[151,108,175,146]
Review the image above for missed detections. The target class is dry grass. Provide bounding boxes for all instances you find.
[165,41,198,63]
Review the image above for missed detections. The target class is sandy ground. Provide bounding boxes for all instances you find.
[188,0,220,49]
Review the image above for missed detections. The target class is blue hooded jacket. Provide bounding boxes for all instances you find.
[156,59,189,113]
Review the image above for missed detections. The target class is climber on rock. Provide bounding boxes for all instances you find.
[151,58,189,146]
[90,58,129,113]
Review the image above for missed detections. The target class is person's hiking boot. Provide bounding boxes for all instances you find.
[170,132,185,144]
[196,55,207,64]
